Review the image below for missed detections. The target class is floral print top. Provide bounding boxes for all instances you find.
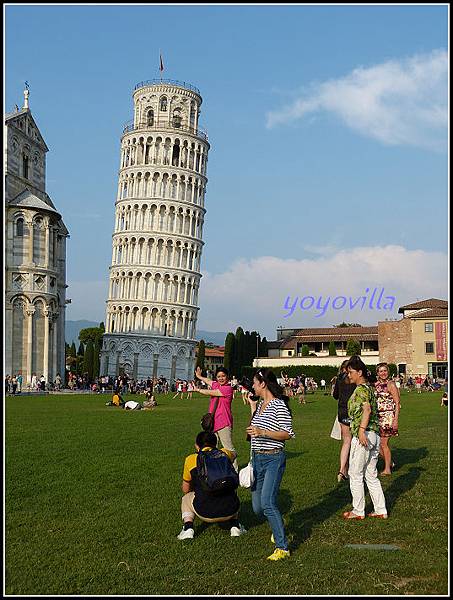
[348,383,380,438]
[375,379,399,437]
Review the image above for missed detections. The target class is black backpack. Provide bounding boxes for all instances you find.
[196,448,239,494]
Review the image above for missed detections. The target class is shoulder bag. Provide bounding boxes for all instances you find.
[200,397,219,432]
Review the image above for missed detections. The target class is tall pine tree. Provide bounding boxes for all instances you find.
[224,332,235,374]
[83,340,94,380]
[93,338,101,378]
[196,339,206,372]
[250,331,259,362]
[235,327,245,377]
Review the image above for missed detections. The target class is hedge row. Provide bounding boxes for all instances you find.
[241,363,397,383]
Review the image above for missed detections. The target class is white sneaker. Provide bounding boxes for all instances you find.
[230,524,247,537]
[177,527,194,540]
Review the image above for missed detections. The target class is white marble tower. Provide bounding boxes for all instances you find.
[100,79,209,382]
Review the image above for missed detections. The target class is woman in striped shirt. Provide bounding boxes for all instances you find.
[246,368,295,561]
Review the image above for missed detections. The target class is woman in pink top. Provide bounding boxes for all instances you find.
[194,366,238,470]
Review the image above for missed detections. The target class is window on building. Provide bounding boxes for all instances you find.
[22,154,29,179]
[147,109,154,126]
[425,342,434,354]
[424,323,433,333]
[172,109,182,128]
[16,218,24,236]
[160,96,167,112]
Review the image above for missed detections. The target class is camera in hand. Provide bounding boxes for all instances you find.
[240,377,260,402]
[241,377,260,443]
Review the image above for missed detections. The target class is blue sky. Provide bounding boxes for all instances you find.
[5,4,448,339]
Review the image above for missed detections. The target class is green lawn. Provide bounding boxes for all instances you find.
[5,389,448,595]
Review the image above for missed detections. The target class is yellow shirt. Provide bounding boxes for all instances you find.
[112,394,121,406]
[183,446,235,482]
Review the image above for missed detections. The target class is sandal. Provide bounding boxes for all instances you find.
[337,472,348,482]
[342,511,365,520]
[368,512,388,519]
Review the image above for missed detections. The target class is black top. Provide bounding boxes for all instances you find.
[333,378,356,422]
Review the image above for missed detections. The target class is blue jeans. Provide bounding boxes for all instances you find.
[251,450,288,550]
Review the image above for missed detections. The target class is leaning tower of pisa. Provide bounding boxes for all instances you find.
[100,79,209,382]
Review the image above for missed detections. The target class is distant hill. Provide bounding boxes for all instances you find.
[65,321,227,347]
[195,330,228,346]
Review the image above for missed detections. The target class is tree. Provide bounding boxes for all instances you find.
[301,345,310,357]
[250,331,259,361]
[328,341,337,356]
[334,322,362,328]
[259,336,268,357]
[78,323,105,379]
[68,342,77,358]
[83,340,94,381]
[93,337,101,378]
[196,339,206,372]
[345,339,361,356]
[79,324,105,347]
[77,342,85,356]
[224,332,235,373]
[235,327,245,377]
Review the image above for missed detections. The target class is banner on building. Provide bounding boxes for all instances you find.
[435,322,447,361]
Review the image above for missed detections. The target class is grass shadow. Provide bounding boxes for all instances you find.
[284,451,303,460]
[386,446,429,473]
[237,489,294,532]
[382,466,425,513]
[288,446,428,551]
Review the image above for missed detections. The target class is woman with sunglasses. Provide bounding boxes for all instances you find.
[246,368,295,561]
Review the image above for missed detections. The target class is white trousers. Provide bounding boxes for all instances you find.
[349,431,387,517]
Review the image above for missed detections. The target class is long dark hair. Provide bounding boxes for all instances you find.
[254,368,292,415]
[347,355,375,383]
[338,359,350,374]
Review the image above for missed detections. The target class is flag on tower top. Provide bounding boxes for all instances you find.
[159,54,164,73]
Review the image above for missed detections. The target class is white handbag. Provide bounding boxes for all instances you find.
[330,415,342,440]
[239,449,254,488]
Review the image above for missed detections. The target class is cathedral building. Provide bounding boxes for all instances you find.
[100,79,209,382]
[4,87,69,386]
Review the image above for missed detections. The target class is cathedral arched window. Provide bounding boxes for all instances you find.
[16,218,24,237]
[147,109,154,126]
[22,153,29,179]
[160,96,167,112]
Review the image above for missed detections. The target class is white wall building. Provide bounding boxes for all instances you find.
[4,87,69,385]
[100,79,209,382]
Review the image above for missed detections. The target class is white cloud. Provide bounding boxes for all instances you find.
[266,49,447,151]
[64,246,448,341]
[198,245,448,338]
